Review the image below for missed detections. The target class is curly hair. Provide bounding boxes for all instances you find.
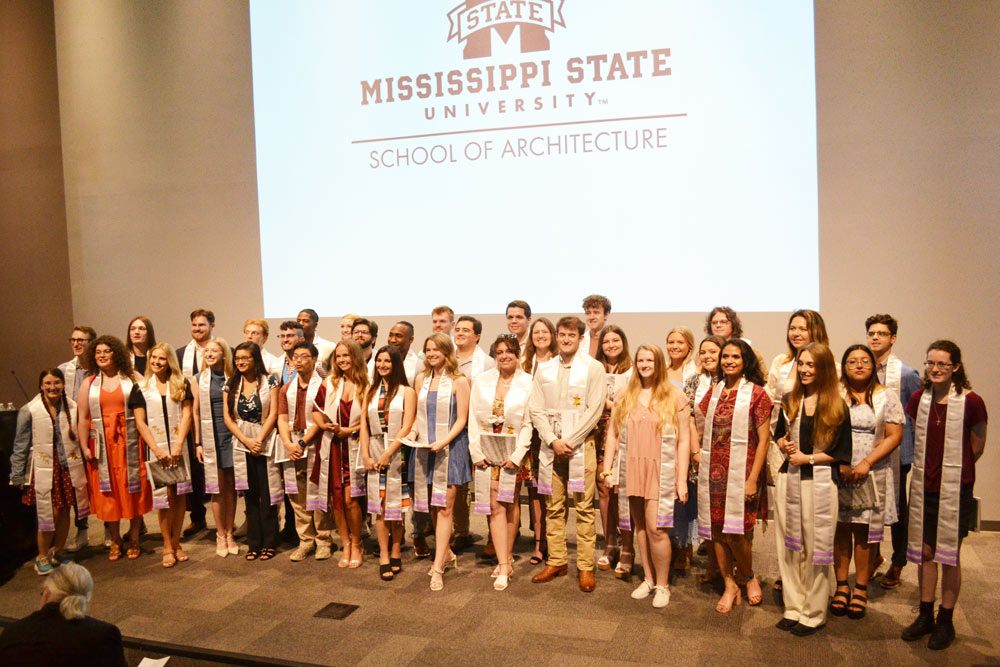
[705,306,743,338]
[84,335,134,379]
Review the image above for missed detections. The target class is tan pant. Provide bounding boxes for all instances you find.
[775,473,836,628]
[289,458,332,547]
[545,439,597,571]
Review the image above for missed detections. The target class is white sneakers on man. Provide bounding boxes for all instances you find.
[66,528,89,553]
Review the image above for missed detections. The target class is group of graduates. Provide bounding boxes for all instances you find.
[9,298,987,651]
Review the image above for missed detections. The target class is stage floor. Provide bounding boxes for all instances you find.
[2,509,999,666]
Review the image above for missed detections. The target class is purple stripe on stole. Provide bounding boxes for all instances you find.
[698,525,712,540]
[76,506,90,520]
[306,498,326,511]
[497,490,515,503]
[935,553,958,566]
[385,509,403,521]
[867,528,883,542]
[656,514,674,529]
[269,491,284,505]
[414,499,430,512]
[205,482,221,495]
[284,482,298,494]
[38,520,56,532]
[906,547,923,564]
[128,481,141,494]
[100,480,112,493]
[618,518,633,531]
[235,479,249,491]
[936,547,958,557]
[431,492,447,507]
[567,480,585,493]
[813,552,834,565]
[473,503,491,514]
[369,505,382,516]
[153,496,170,510]
[536,483,553,495]
[177,481,193,495]
[722,520,744,534]
[350,484,365,497]
[784,537,803,551]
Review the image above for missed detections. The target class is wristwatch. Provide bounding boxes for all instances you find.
[808,454,815,465]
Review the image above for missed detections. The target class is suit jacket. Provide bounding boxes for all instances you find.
[0,603,127,667]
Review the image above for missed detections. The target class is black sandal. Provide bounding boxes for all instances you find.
[380,564,395,581]
[259,548,276,561]
[830,580,850,616]
[847,584,868,619]
[245,551,259,561]
[390,557,402,574]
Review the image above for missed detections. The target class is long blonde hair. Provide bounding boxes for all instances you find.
[145,343,187,402]
[666,326,695,368]
[782,342,845,452]
[327,339,370,398]
[205,338,234,379]
[424,333,463,379]
[612,345,678,435]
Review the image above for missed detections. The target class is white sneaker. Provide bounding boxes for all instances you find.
[66,528,89,553]
[289,544,314,562]
[631,579,654,600]
[652,585,671,608]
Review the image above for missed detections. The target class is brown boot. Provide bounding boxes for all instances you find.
[578,569,596,592]
[881,564,904,589]
[531,564,568,583]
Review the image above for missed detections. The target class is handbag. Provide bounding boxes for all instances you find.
[836,473,877,512]
[148,460,189,489]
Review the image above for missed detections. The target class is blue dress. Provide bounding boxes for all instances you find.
[409,390,472,486]
[210,370,234,469]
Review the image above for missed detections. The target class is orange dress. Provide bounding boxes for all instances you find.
[85,379,153,521]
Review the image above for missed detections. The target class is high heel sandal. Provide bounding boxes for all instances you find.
[847,583,868,619]
[494,561,513,591]
[597,547,619,571]
[830,580,851,616]
[380,563,395,581]
[428,552,457,576]
[126,542,141,560]
[716,585,742,614]
[430,566,445,591]
[742,572,763,606]
[390,557,402,574]
[216,535,229,559]
[338,542,351,568]
[348,542,363,568]
[108,543,123,562]
[614,551,633,581]
[226,533,239,556]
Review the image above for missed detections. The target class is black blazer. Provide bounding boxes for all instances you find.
[0,603,127,667]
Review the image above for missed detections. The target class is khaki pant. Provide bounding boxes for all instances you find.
[289,458,332,547]
[775,473,836,628]
[545,439,597,571]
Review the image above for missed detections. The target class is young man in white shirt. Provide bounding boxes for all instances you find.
[297,309,335,373]
[177,308,215,379]
[506,300,532,351]
[243,318,280,375]
[387,320,423,387]
[580,295,611,359]
[528,316,606,592]
[58,325,96,551]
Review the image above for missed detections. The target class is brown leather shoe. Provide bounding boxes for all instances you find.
[881,564,904,589]
[531,564,568,583]
[579,569,596,592]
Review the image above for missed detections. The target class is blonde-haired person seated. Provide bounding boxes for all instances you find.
[0,563,126,666]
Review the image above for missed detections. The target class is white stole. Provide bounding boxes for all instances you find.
[62,358,86,397]
[141,377,193,509]
[414,373,454,511]
[697,380,754,539]
[882,353,903,507]
[197,370,222,495]
[616,403,677,531]
[280,373,322,497]
[88,375,141,495]
[181,340,201,378]
[463,346,490,379]
[365,385,406,520]
[534,355,590,496]
[908,389,965,567]
[471,369,532,513]
[27,395,89,530]
[783,402,836,565]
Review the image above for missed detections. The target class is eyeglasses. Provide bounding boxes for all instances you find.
[234,356,253,363]
[924,361,954,370]
[69,337,90,344]
[710,319,729,326]
[846,359,872,368]
[867,331,892,338]
[291,354,314,361]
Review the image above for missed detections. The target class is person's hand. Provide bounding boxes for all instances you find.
[430,440,447,453]
[170,446,183,463]
[744,476,758,502]
[195,445,204,464]
[287,442,304,461]
[789,451,810,467]
[363,456,377,471]
[318,421,336,432]
[552,439,574,458]
[839,463,853,480]
[777,436,796,456]
[852,460,871,480]
[377,451,392,469]
[473,458,488,469]
[155,449,171,467]
[501,458,517,470]
[599,469,614,489]
[692,449,702,468]
[247,438,263,456]
[676,479,689,502]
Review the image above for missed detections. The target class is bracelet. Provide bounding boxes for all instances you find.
[598,470,613,479]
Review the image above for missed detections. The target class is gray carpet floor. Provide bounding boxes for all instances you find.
[2,507,998,666]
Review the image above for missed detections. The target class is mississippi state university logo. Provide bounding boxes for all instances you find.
[447,0,566,59]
